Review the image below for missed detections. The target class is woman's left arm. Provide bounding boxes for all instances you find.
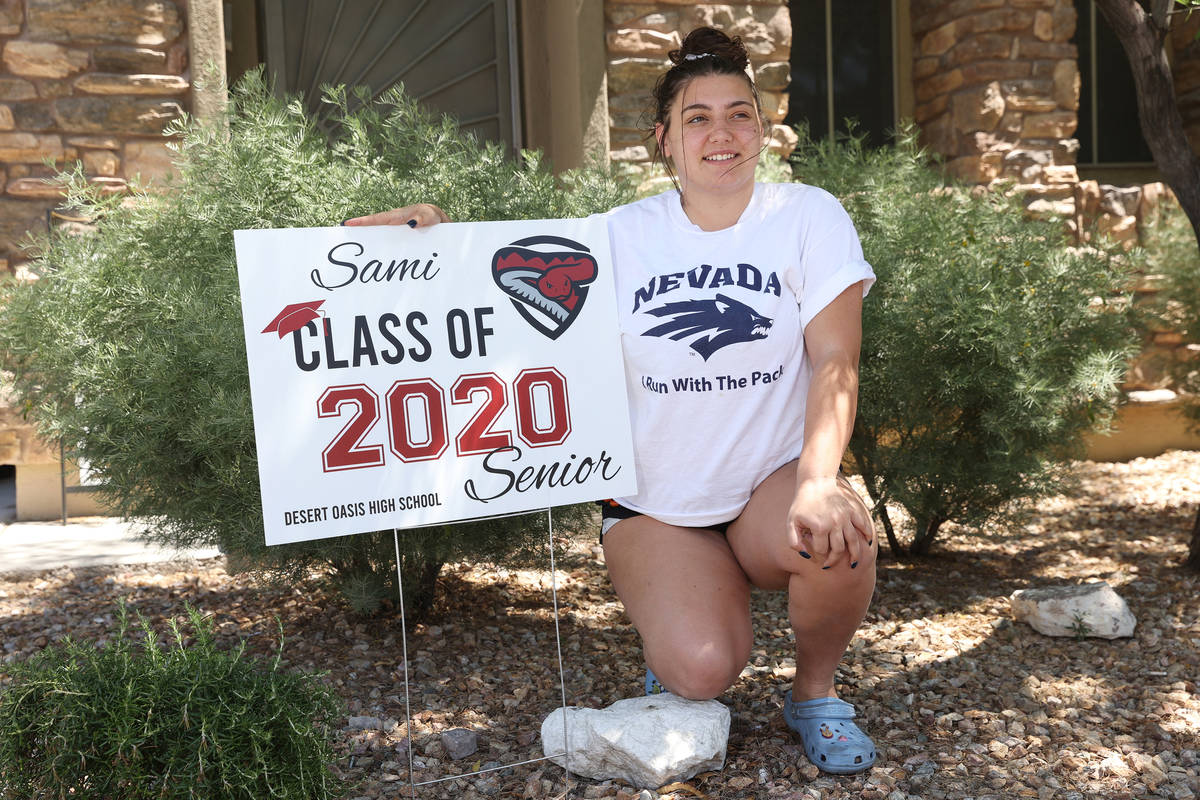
[786,282,873,568]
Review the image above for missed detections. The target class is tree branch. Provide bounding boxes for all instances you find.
[1152,0,1173,30]
[1095,0,1200,244]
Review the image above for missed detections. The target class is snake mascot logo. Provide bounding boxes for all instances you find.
[641,293,773,360]
[492,235,598,340]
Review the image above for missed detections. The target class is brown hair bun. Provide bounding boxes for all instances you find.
[668,27,750,71]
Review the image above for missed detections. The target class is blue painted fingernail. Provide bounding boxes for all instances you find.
[850,561,858,569]
[340,218,351,226]
[407,219,417,228]
[821,565,832,570]
[799,551,811,559]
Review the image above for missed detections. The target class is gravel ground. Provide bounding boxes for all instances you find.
[2,451,1199,800]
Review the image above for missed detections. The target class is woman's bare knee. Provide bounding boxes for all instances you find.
[648,641,749,700]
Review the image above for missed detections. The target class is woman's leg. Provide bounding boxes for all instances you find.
[602,517,754,700]
[725,461,877,702]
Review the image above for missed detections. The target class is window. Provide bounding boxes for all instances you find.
[785,0,900,146]
[1074,0,1154,166]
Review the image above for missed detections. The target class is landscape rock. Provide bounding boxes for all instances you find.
[347,715,385,731]
[1010,582,1136,639]
[441,727,479,760]
[541,694,729,788]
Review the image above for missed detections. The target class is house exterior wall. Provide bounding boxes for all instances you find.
[0,0,1193,513]
[906,0,1197,454]
[0,0,191,271]
[604,1,794,165]
[0,0,198,519]
[911,0,1080,202]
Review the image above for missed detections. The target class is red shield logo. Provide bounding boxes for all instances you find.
[492,235,598,339]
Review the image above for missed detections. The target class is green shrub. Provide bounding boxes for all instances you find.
[0,73,624,617]
[0,603,344,799]
[1137,195,1200,570]
[1138,195,1200,421]
[790,124,1138,556]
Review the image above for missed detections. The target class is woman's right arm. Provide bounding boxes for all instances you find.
[343,203,450,228]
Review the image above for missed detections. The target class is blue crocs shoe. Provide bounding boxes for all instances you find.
[783,693,877,774]
[644,667,668,695]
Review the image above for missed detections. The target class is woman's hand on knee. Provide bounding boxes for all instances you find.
[786,476,873,569]
[343,203,450,228]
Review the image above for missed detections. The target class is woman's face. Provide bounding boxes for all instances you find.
[656,72,763,198]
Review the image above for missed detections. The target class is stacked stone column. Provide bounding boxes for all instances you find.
[0,0,189,273]
[913,0,1081,220]
[604,1,793,166]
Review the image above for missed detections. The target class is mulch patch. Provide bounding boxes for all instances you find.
[3,452,1199,800]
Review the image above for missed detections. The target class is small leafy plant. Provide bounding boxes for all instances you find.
[1069,610,1093,640]
[1138,194,1200,423]
[1135,193,1200,569]
[790,123,1137,556]
[0,603,345,800]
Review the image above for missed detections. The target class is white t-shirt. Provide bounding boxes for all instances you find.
[605,182,875,526]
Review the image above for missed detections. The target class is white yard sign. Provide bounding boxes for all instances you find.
[235,219,636,545]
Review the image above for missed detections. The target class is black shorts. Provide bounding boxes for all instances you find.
[596,468,850,543]
[596,499,732,543]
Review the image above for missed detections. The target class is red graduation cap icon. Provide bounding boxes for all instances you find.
[262,300,325,338]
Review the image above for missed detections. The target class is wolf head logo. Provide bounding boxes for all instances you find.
[641,293,772,360]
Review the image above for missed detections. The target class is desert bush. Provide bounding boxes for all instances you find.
[790,124,1137,556]
[1136,194,1200,569]
[0,603,343,799]
[1138,195,1200,417]
[0,72,627,616]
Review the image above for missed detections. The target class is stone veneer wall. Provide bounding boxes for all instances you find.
[604,1,793,166]
[0,0,190,494]
[911,0,1081,215]
[909,0,1198,397]
[0,0,188,274]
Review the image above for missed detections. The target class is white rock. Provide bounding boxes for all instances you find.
[540,694,729,788]
[1009,582,1136,639]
